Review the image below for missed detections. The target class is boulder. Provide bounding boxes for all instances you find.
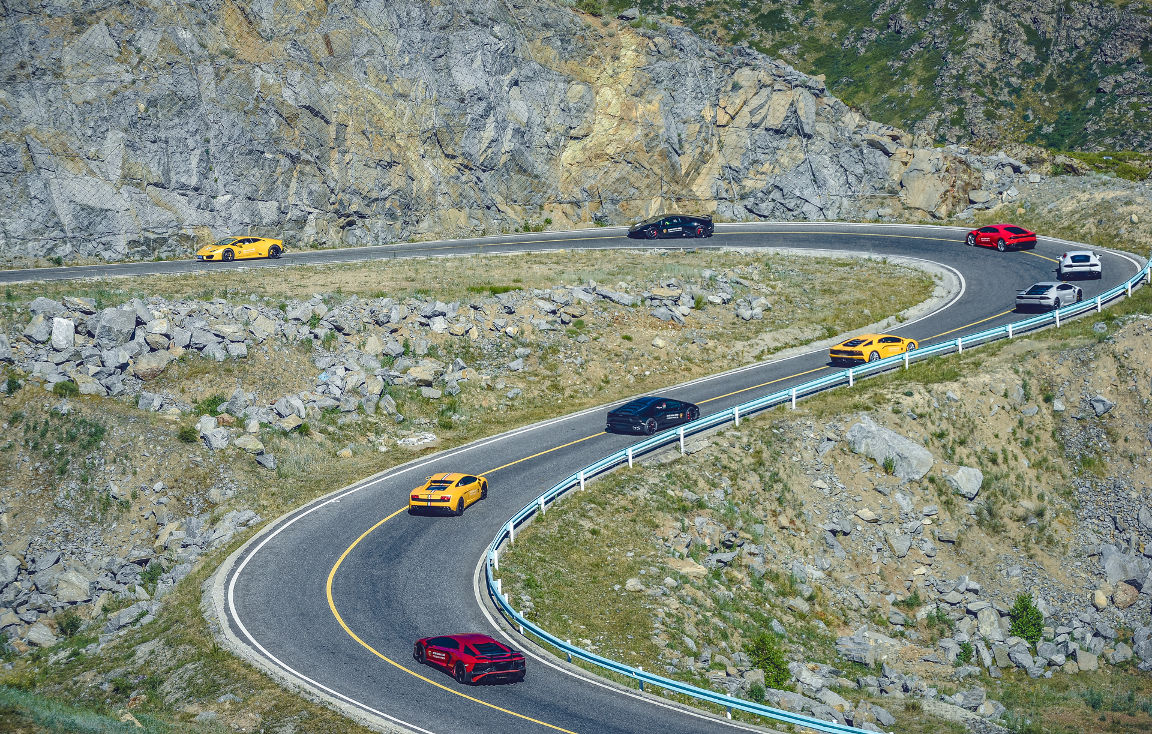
[1114,582,1139,609]
[1090,396,1114,417]
[23,313,51,343]
[666,557,708,579]
[201,427,230,450]
[0,555,20,588]
[24,622,58,647]
[53,569,93,603]
[846,416,933,480]
[29,297,65,317]
[129,349,175,380]
[234,434,265,454]
[0,334,12,363]
[947,466,983,500]
[95,307,138,346]
[50,317,75,351]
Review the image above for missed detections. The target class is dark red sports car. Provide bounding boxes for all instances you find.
[414,633,526,685]
[965,224,1037,251]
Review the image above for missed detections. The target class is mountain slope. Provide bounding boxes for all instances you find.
[0,0,982,261]
[641,0,1152,151]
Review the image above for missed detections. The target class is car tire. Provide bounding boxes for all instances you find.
[1053,298,1061,310]
[222,249,235,262]
[643,418,657,436]
[480,481,488,500]
[453,498,465,516]
[268,245,281,259]
[996,238,1006,252]
[455,662,470,685]
[966,233,976,246]
[695,226,704,237]
[646,228,657,239]
[415,645,426,664]
[868,351,880,362]
[907,342,917,351]
[687,406,699,422]
[1076,289,1083,302]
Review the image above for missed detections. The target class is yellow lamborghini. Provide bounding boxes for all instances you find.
[829,334,918,365]
[196,236,283,262]
[409,473,489,516]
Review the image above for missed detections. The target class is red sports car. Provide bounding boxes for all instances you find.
[414,633,526,685]
[965,224,1037,251]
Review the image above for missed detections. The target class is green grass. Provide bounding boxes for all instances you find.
[0,685,188,733]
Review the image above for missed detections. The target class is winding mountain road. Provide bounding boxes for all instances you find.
[25,223,1131,734]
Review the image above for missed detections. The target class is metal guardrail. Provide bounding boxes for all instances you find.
[483,255,1152,733]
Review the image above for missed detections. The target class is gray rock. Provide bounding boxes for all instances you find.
[0,334,12,363]
[24,622,58,647]
[29,297,65,317]
[95,307,138,346]
[23,313,51,343]
[50,317,75,351]
[255,452,276,470]
[1103,552,1149,586]
[886,530,913,558]
[201,427,230,450]
[846,416,934,479]
[947,466,983,500]
[1108,642,1132,664]
[1090,395,1115,416]
[0,555,20,588]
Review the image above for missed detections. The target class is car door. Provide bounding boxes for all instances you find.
[663,217,682,237]
[425,637,453,668]
[458,476,479,506]
[976,227,998,246]
[878,336,903,357]
[1057,283,1076,303]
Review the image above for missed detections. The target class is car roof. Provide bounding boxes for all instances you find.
[446,633,502,645]
[1028,282,1062,288]
[839,333,888,343]
[618,396,666,410]
[1063,250,1095,257]
[428,472,467,482]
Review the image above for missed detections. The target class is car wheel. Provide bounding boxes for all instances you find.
[1076,289,1083,302]
[1053,298,1061,310]
[907,341,917,351]
[415,645,426,664]
[455,662,470,685]
[966,233,976,246]
[222,249,235,262]
[868,351,880,362]
[695,226,704,237]
[996,238,1006,252]
[646,228,657,239]
[643,418,657,436]
[480,481,488,500]
[687,406,699,422]
[453,498,465,516]
[268,245,281,259]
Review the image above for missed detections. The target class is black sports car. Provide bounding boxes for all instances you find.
[606,396,700,435]
[627,214,714,239]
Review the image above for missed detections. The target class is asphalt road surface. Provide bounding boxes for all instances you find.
[114,223,1136,734]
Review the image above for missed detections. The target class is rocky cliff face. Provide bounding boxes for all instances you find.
[647,0,1152,151]
[0,0,981,262]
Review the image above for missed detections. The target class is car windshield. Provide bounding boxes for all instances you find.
[1025,285,1051,295]
[210,237,239,247]
[1070,255,1091,263]
[473,642,507,656]
[427,481,452,490]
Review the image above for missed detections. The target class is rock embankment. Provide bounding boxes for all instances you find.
[1,0,984,262]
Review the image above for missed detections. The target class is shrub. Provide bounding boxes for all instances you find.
[575,0,604,16]
[882,455,896,475]
[748,682,766,703]
[1008,593,1044,644]
[51,381,78,398]
[5,376,20,395]
[298,421,312,437]
[193,393,227,416]
[894,590,922,610]
[748,633,790,690]
[55,610,82,638]
[956,641,974,665]
[177,425,198,443]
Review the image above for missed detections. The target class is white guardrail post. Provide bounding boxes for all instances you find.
[483,254,1152,734]
[1055,308,1061,328]
[904,351,909,369]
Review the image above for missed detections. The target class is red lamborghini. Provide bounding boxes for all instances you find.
[965,224,1037,251]
[414,633,526,685]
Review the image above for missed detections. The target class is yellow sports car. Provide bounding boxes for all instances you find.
[829,334,918,365]
[196,236,283,262]
[409,473,488,516]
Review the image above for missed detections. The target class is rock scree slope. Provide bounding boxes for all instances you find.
[1,0,989,262]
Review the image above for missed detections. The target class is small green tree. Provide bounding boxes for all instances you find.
[748,633,791,690]
[1009,593,1044,645]
[956,641,974,665]
[52,380,79,397]
[56,609,82,638]
[177,425,198,443]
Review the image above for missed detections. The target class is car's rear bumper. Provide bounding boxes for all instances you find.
[408,500,455,512]
[1016,297,1056,310]
[606,421,645,433]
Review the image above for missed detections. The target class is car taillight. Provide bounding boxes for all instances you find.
[411,495,420,501]
[440,495,451,501]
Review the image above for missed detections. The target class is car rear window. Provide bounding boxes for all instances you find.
[427,481,452,489]
[841,339,870,347]
[1070,255,1092,263]
[1025,285,1051,295]
[473,642,508,656]
[1005,227,1030,235]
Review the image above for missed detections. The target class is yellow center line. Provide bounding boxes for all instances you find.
[326,509,580,734]
[698,366,829,404]
[1024,250,1059,263]
[924,309,1015,341]
[481,432,605,476]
